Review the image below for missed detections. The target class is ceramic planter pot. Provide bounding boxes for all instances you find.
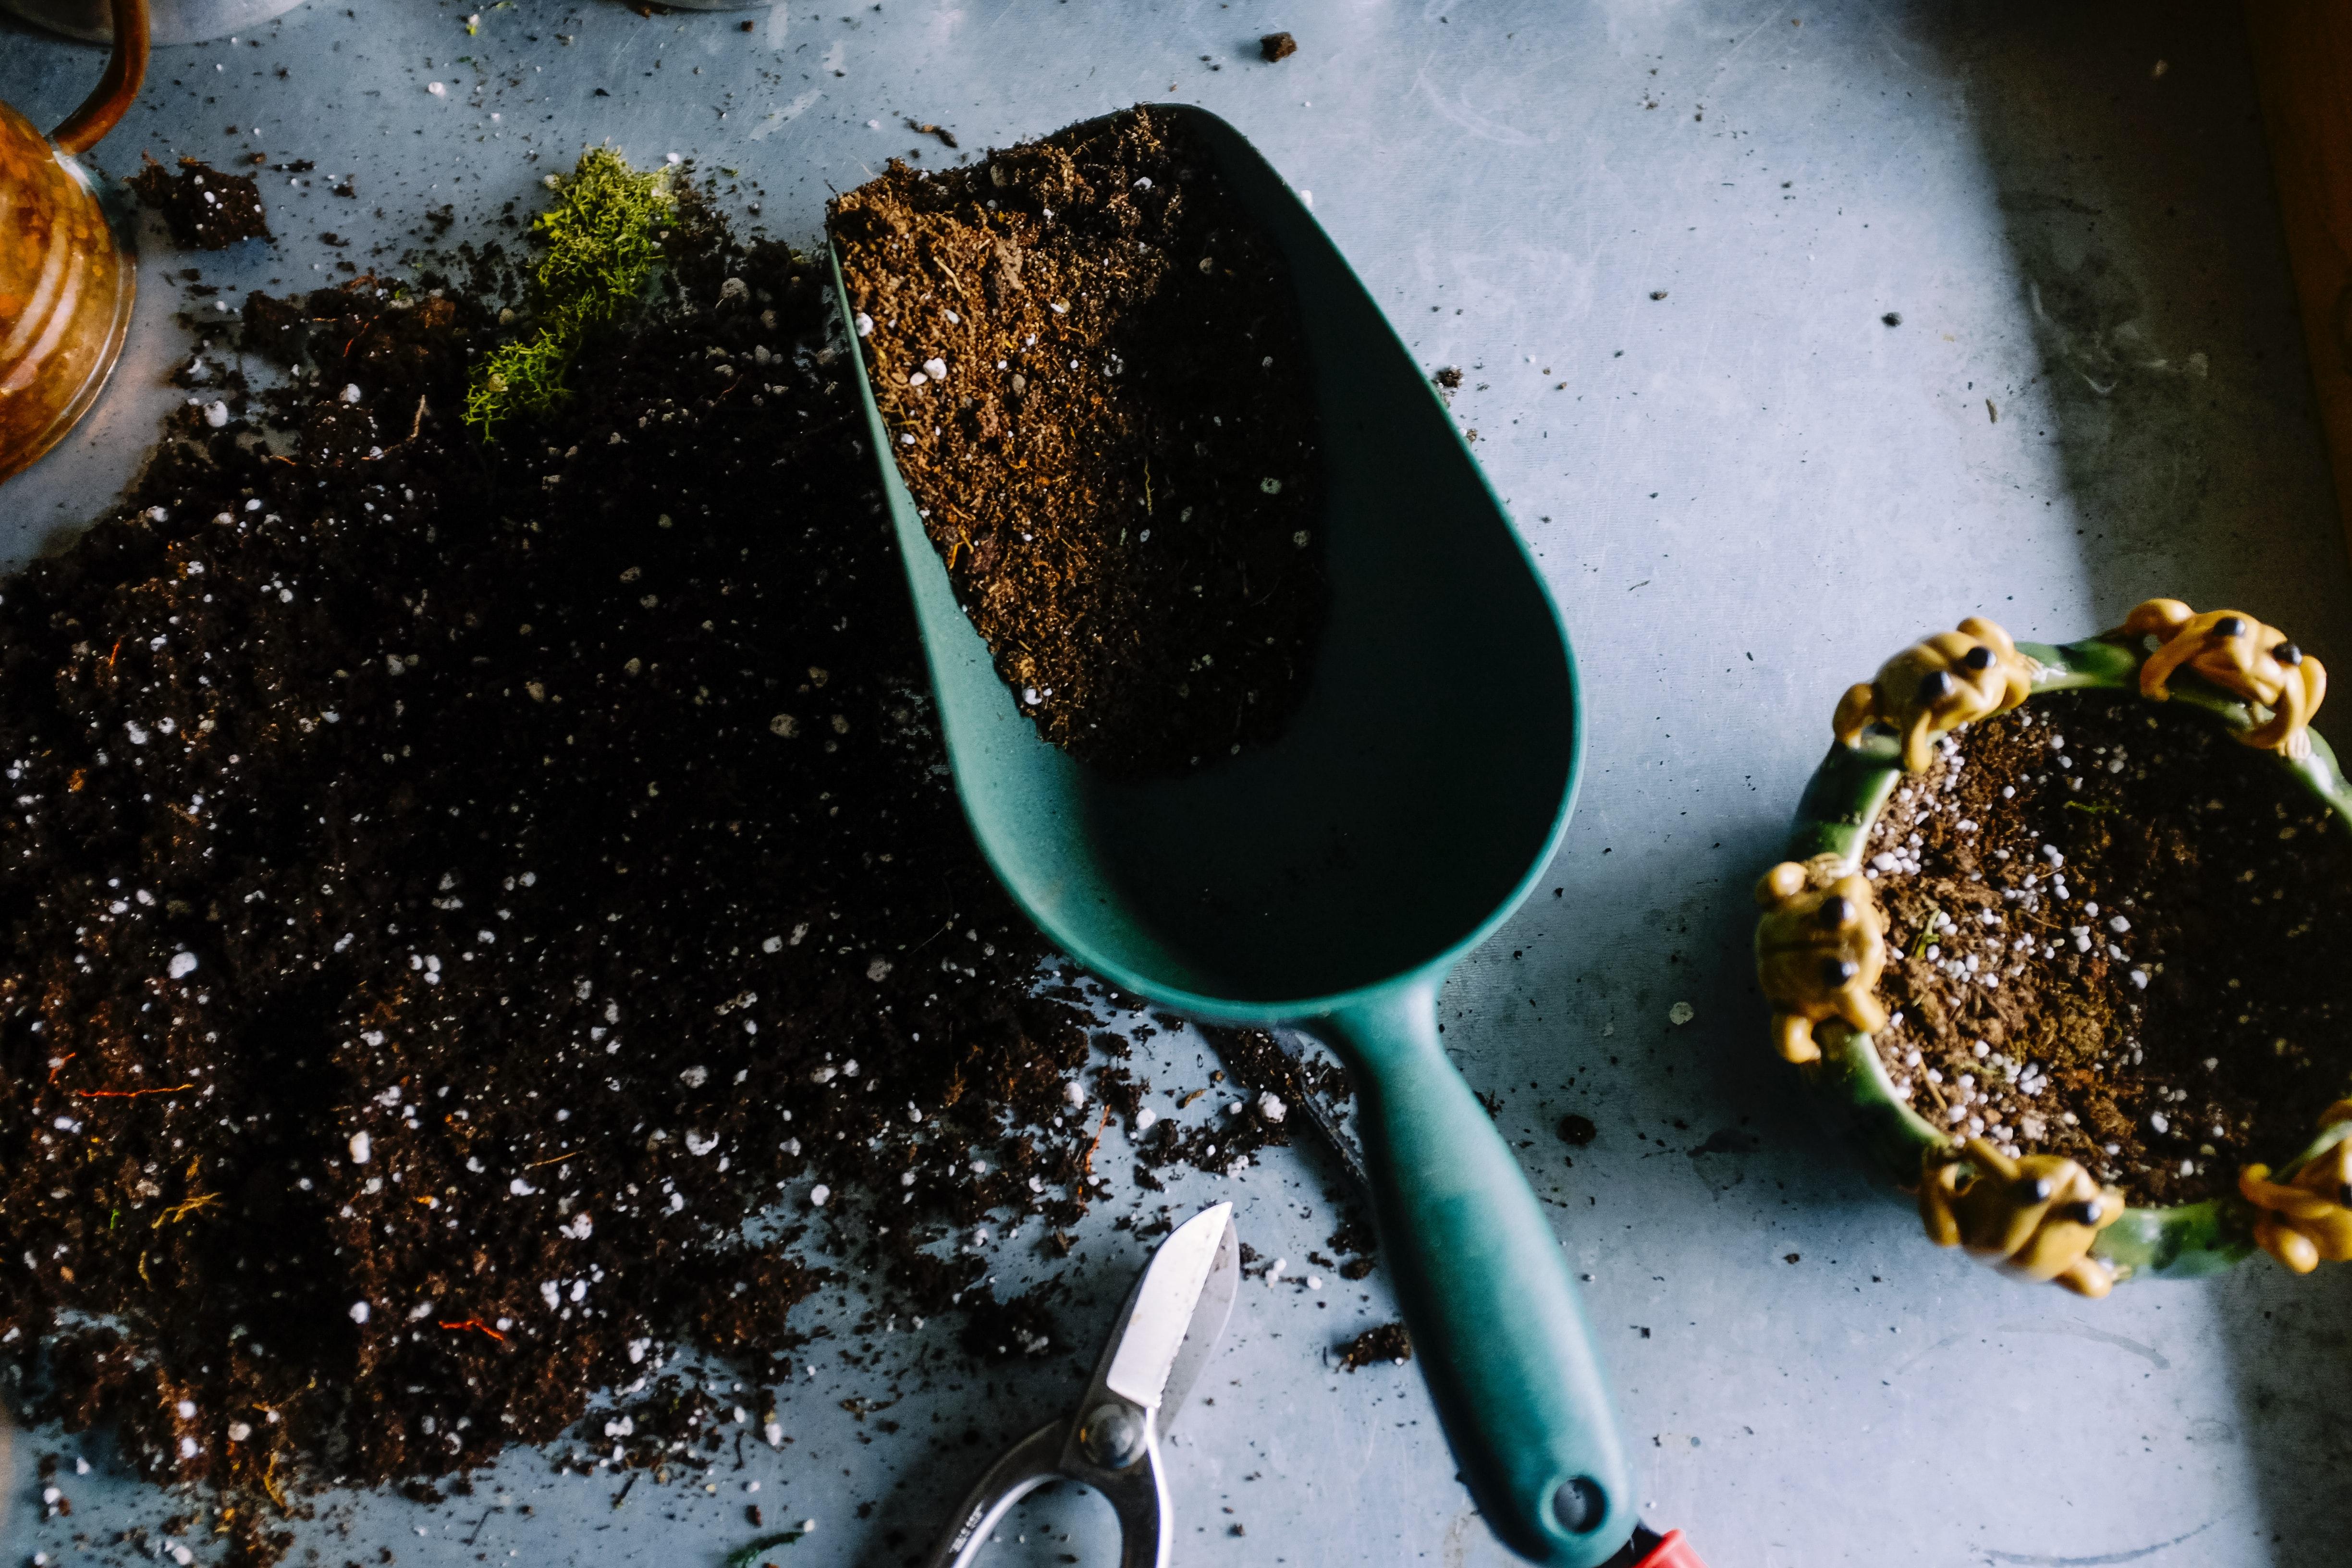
[1764,603,2352,1292]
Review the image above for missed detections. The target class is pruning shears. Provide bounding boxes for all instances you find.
[922,1201,1240,1568]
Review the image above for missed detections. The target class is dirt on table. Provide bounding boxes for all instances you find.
[129,156,273,249]
[828,105,1328,778]
[1861,689,2352,1206]
[0,167,1323,1564]
[1335,1322,1409,1370]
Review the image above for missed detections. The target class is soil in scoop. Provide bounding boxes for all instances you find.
[829,106,1327,778]
[129,156,273,249]
[0,173,1317,1561]
[1862,689,2352,1206]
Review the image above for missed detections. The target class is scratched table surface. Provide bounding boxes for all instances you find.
[5,1,2352,1565]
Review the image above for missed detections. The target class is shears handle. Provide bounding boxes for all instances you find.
[923,1421,1066,1568]
[923,1417,1171,1568]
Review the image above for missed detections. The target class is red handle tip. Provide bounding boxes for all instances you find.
[1629,1529,1708,1568]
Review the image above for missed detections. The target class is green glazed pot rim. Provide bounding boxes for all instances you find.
[1780,629,2352,1281]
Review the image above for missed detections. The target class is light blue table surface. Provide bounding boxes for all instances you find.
[5,2,2351,1565]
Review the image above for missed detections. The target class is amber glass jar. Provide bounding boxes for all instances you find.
[0,0,147,483]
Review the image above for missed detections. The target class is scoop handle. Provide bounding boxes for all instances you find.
[1311,980,1630,1566]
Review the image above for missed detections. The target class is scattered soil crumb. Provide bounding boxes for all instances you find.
[130,155,273,249]
[959,1285,1060,1360]
[1336,1322,1410,1370]
[1261,31,1299,62]
[1863,690,2352,1206]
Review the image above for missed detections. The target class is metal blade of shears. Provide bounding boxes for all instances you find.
[1097,1201,1237,1417]
[1154,1205,1239,1427]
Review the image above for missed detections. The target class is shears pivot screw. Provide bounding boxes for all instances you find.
[1078,1402,1144,1469]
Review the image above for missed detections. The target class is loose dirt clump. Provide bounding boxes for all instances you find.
[1862,691,2352,1206]
[828,105,1327,777]
[129,155,273,249]
[1336,1322,1409,1370]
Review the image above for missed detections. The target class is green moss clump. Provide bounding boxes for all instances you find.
[465,147,674,439]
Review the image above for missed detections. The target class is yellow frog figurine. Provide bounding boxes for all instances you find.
[1753,856,1887,1066]
[2238,1102,2352,1274]
[2120,598,2326,760]
[1833,617,2036,775]
[1919,1139,2124,1297]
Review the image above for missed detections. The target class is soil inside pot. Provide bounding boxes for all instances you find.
[827,105,1328,779]
[1862,689,2352,1207]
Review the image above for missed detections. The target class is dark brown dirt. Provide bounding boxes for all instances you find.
[1336,1322,1409,1370]
[827,106,1327,778]
[0,176,1329,1561]
[1260,32,1299,62]
[129,156,273,250]
[1862,690,2352,1206]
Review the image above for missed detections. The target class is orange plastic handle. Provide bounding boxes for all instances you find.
[51,0,149,156]
[1629,1529,1709,1568]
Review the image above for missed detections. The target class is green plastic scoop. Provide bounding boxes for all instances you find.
[830,104,1629,1566]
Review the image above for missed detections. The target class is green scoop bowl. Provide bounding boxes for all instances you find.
[828,104,1629,1565]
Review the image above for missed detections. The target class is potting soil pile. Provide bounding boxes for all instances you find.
[0,160,1321,1563]
[828,106,1328,777]
[1863,690,2352,1206]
